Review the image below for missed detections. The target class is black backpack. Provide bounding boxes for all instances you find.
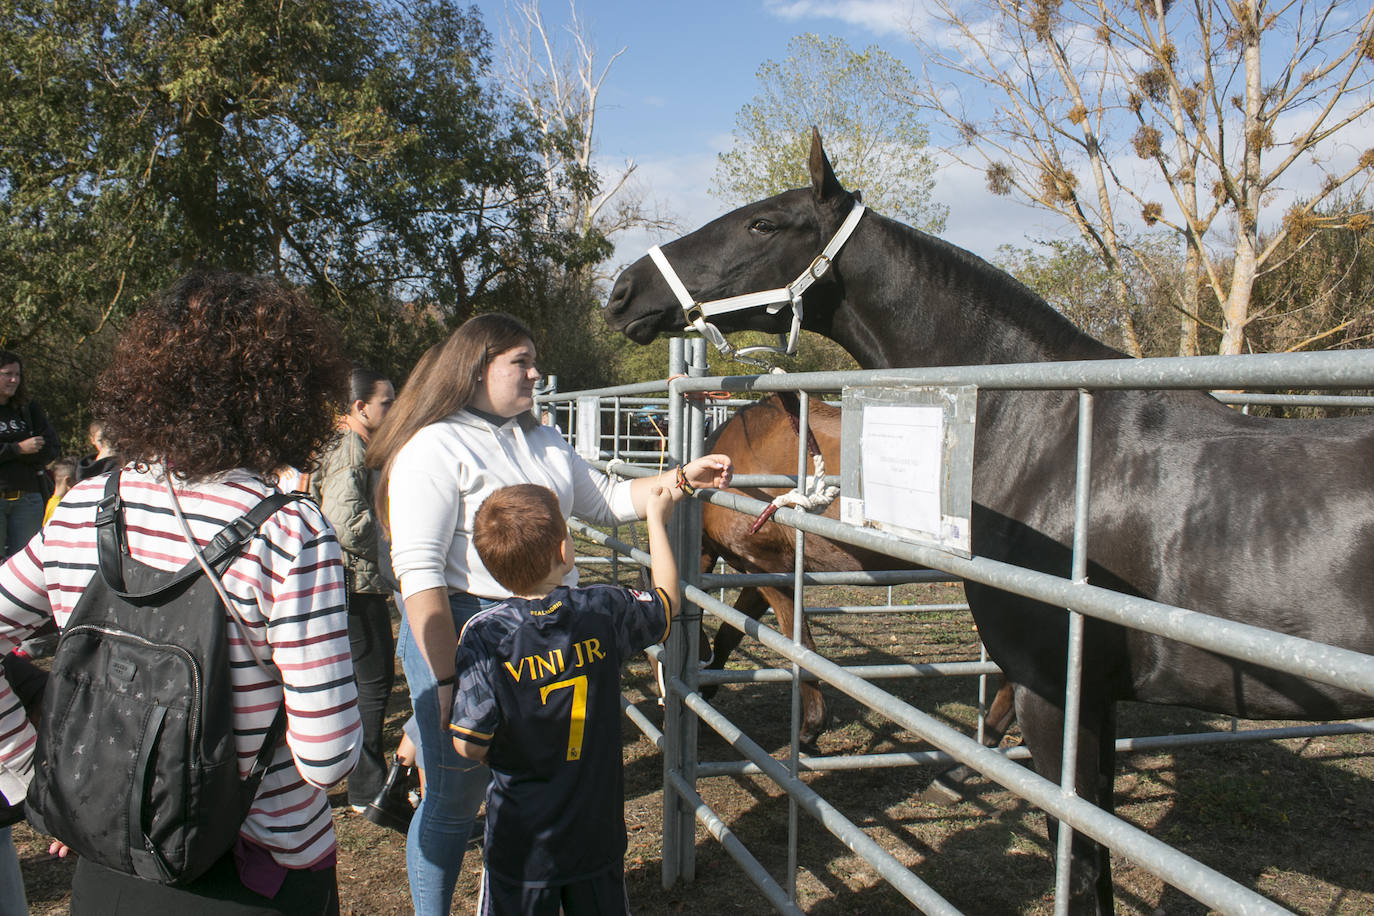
[26,471,295,885]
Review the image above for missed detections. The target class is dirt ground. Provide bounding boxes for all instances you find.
[13,572,1374,914]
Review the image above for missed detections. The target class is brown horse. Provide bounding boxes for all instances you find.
[701,391,1014,777]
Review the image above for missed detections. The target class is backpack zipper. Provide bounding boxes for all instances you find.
[63,624,204,753]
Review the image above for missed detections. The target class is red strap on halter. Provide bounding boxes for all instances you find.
[746,393,820,537]
[747,504,779,535]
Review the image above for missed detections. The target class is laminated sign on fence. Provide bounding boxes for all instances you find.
[839,385,976,557]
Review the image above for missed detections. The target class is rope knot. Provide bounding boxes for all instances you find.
[747,453,840,535]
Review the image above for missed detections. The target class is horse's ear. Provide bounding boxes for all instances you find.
[808,127,845,202]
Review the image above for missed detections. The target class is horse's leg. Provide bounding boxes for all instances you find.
[759,586,831,749]
[919,676,1017,805]
[1093,701,1117,910]
[1013,684,1114,916]
[700,586,769,702]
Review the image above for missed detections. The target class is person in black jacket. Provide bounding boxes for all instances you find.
[0,349,58,558]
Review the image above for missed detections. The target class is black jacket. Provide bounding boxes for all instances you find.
[0,400,59,493]
[75,454,119,482]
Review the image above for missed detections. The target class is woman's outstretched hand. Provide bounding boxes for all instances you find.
[682,454,733,490]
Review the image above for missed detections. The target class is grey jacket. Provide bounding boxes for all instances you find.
[309,429,387,595]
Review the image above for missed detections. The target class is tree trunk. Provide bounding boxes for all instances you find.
[1220,1,1264,357]
[1220,239,1257,355]
[1179,244,1201,357]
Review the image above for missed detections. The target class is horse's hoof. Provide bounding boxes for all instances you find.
[918,777,966,807]
[798,726,827,754]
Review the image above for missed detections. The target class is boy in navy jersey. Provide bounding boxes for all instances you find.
[450,482,677,915]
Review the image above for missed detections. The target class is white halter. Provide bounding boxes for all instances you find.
[646,201,866,368]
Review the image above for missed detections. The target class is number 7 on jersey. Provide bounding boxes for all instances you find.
[539,674,588,761]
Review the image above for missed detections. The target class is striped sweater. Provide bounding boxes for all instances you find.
[0,466,361,869]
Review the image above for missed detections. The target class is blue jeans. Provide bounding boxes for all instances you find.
[0,826,26,916]
[0,492,42,559]
[397,592,493,916]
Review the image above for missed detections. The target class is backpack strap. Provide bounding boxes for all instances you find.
[244,702,289,793]
[200,491,302,569]
[94,471,132,592]
[94,471,303,600]
[202,490,296,800]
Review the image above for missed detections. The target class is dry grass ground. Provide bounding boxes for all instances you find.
[14,548,1374,914]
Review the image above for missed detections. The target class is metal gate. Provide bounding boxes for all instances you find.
[538,339,1374,915]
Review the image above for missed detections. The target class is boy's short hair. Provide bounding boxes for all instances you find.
[473,484,567,595]
[50,456,79,487]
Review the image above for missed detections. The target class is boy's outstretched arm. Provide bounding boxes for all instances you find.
[644,485,679,618]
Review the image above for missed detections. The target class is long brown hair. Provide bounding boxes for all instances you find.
[366,312,535,536]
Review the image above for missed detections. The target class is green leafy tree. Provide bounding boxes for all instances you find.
[1248,202,1374,355]
[996,237,1192,357]
[0,0,588,440]
[713,33,948,234]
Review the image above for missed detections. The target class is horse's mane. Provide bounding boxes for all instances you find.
[866,209,1124,365]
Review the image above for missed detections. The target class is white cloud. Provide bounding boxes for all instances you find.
[931,160,1070,259]
[762,0,928,37]
[601,145,729,276]
[1264,97,1374,214]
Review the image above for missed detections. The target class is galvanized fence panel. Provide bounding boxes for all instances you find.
[540,347,1374,914]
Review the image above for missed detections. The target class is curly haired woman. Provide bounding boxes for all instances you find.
[0,270,362,915]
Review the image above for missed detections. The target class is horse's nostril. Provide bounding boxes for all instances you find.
[604,278,630,319]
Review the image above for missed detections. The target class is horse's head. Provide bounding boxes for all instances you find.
[605,130,863,356]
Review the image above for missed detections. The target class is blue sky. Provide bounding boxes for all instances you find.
[467,0,1065,267]
[466,0,1374,274]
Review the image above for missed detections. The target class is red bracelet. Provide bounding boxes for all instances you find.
[674,465,697,496]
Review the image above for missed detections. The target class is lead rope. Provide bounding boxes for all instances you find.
[774,455,839,513]
[163,473,280,681]
[746,386,841,534]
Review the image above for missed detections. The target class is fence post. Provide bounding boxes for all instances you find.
[661,337,705,887]
[1053,388,1094,914]
[574,396,601,460]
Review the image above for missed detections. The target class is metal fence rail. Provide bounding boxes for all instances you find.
[547,343,1374,914]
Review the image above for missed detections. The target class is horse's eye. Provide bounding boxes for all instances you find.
[749,218,776,234]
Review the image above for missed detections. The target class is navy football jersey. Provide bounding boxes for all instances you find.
[449,583,670,886]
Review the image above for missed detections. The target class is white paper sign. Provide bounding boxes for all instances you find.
[860,404,944,535]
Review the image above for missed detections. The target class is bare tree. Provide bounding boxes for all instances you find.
[910,0,1374,355]
[499,0,673,282]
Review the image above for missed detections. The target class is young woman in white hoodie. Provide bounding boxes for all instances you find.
[368,313,731,915]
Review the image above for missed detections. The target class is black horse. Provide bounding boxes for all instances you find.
[605,131,1374,914]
